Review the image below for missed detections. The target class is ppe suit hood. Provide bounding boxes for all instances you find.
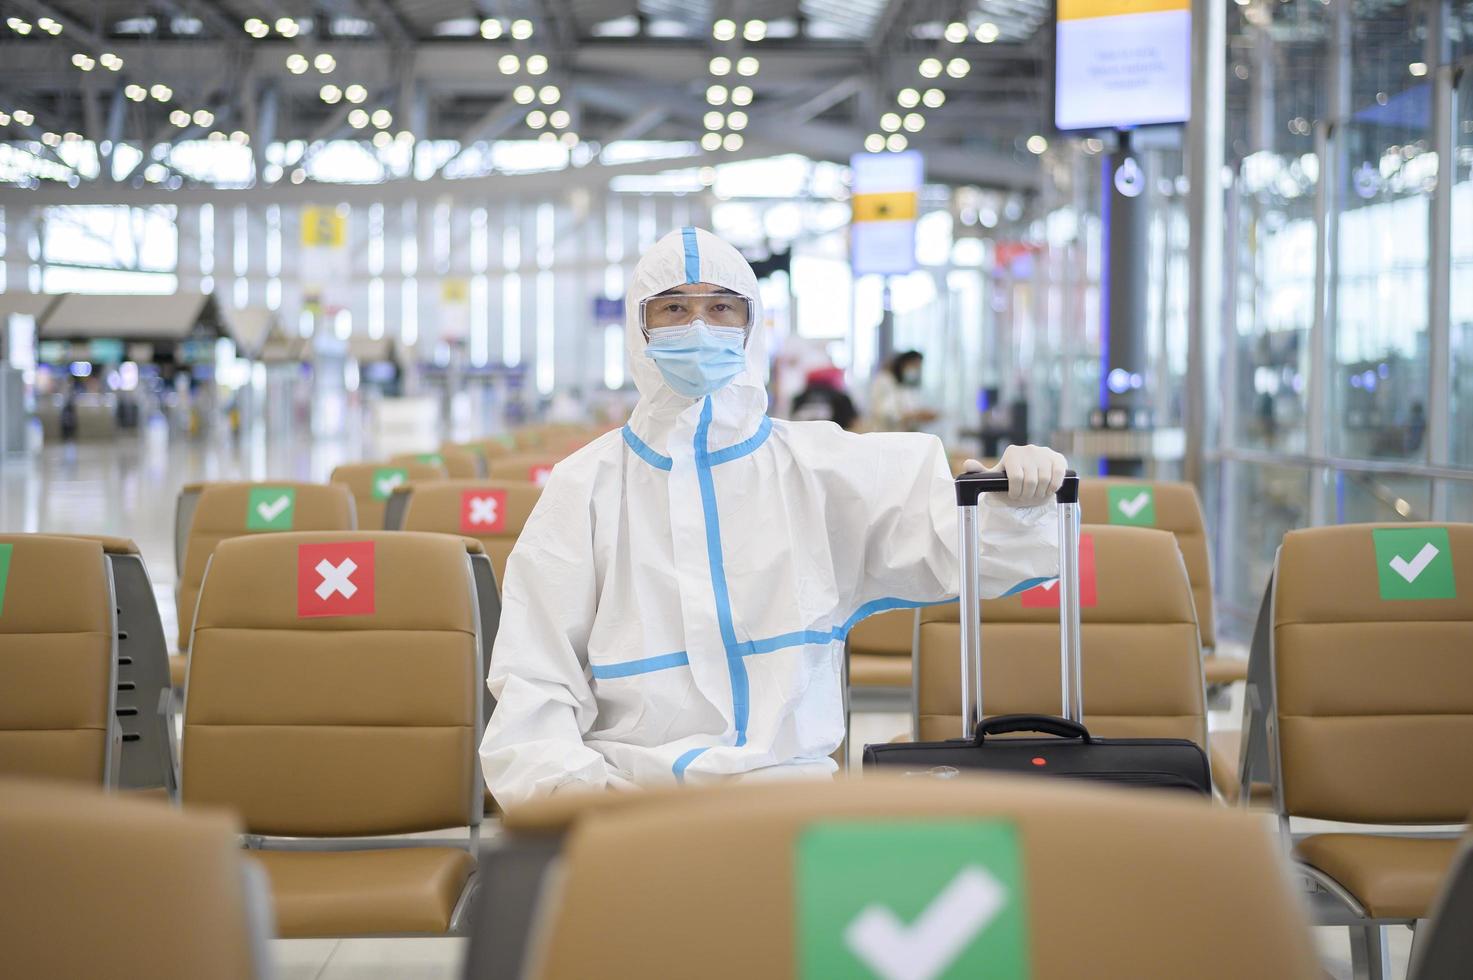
[626,227,768,452]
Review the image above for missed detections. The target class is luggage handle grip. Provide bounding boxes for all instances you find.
[975,714,1092,743]
[955,470,1079,507]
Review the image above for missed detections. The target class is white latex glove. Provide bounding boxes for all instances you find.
[963,444,1069,507]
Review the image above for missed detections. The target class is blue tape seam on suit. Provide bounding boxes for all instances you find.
[681,226,701,284]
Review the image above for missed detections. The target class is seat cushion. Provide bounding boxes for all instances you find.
[1207,730,1271,805]
[1294,834,1460,919]
[1203,655,1248,686]
[169,654,187,689]
[253,846,475,937]
[849,653,910,689]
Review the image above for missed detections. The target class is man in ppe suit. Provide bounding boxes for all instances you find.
[480,227,1067,809]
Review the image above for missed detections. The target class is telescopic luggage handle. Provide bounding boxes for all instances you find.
[954,469,1083,740]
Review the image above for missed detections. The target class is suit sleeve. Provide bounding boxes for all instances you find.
[478,465,613,810]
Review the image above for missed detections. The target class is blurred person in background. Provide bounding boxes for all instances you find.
[869,350,940,431]
[790,365,859,431]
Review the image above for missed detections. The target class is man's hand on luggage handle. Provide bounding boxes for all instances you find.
[962,445,1069,507]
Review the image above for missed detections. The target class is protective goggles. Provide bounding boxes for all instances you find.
[639,291,753,339]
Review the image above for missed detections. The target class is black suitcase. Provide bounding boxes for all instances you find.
[863,470,1211,795]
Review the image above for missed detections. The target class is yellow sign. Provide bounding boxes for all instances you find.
[852,191,918,223]
[1057,0,1187,20]
[440,278,469,304]
[301,206,346,248]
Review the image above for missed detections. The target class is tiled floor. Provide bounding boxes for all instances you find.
[0,427,1434,978]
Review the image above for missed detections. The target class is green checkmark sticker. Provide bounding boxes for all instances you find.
[245,486,296,531]
[0,543,12,616]
[797,820,1030,980]
[416,453,444,467]
[371,467,409,501]
[1107,485,1156,526]
[1372,527,1456,600]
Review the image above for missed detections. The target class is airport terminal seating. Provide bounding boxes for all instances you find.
[180,531,484,937]
[1077,477,1243,687]
[390,448,480,480]
[466,776,1321,979]
[330,460,446,530]
[1268,523,1473,977]
[913,525,1207,750]
[0,777,275,979]
[172,481,356,687]
[487,453,567,487]
[0,535,119,787]
[398,479,542,587]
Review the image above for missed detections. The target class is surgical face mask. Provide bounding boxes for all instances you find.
[901,367,922,386]
[644,319,747,398]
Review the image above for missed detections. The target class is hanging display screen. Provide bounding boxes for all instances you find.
[1054,0,1192,131]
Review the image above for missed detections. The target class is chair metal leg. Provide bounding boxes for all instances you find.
[1349,924,1392,980]
[1406,919,1429,980]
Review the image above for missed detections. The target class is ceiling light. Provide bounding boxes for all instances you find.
[701,132,722,151]
[344,84,367,103]
[946,58,970,78]
[41,131,59,146]
[8,19,31,35]
[1026,134,1048,154]
[704,110,724,130]
[396,130,414,143]
[903,112,924,132]
[274,18,298,37]
[736,56,759,76]
[731,85,752,106]
[549,109,569,128]
[314,53,336,73]
[145,163,167,182]
[864,133,885,153]
[560,131,578,147]
[208,131,225,141]
[372,130,392,148]
[498,54,519,74]
[320,84,342,104]
[743,20,766,42]
[723,132,743,151]
[286,53,308,73]
[709,56,731,76]
[886,133,907,152]
[0,112,10,126]
[480,18,502,39]
[880,112,901,132]
[371,108,392,128]
[100,53,123,71]
[150,84,172,101]
[919,58,942,78]
[125,84,145,100]
[193,109,214,126]
[975,22,999,43]
[898,88,920,108]
[1409,62,1428,77]
[712,18,736,41]
[244,18,267,38]
[13,110,33,125]
[290,168,306,184]
[510,19,533,39]
[43,19,61,35]
[922,88,945,108]
[169,110,189,127]
[527,109,547,128]
[231,130,249,144]
[526,54,548,75]
[348,108,369,128]
[706,84,728,106]
[63,131,81,142]
[538,84,560,104]
[539,131,557,143]
[944,21,968,43]
[726,110,747,131]
[72,54,94,71]
[513,84,535,104]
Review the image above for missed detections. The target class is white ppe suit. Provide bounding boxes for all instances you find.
[479,227,1060,809]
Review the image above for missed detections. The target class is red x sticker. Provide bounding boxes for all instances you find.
[529,464,553,487]
[460,488,508,534]
[297,541,376,618]
[1020,533,1097,608]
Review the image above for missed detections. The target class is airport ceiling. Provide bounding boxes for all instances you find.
[0,0,1057,191]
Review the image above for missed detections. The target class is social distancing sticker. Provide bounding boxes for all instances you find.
[297,541,375,618]
[797,820,1030,980]
[0,542,12,616]
[246,487,297,531]
[460,489,508,534]
[417,453,445,468]
[1022,533,1097,609]
[1372,527,1456,601]
[530,465,553,487]
[372,467,408,502]
[1106,485,1156,526]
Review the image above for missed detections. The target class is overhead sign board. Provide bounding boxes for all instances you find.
[850,150,923,277]
[1054,0,1191,131]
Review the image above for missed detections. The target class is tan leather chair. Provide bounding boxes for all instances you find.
[330,460,445,530]
[1410,821,1473,980]
[173,481,355,686]
[441,441,499,475]
[1078,477,1243,687]
[490,776,1320,979]
[1269,523,1473,977]
[487,453,565,487]
[0,776,274,979]
[399,479,541,588]
[914,525,1206,750]
[390,448,479,479]
[458,437,515,461]
[181,530,483,937]
[0,535,119,787]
